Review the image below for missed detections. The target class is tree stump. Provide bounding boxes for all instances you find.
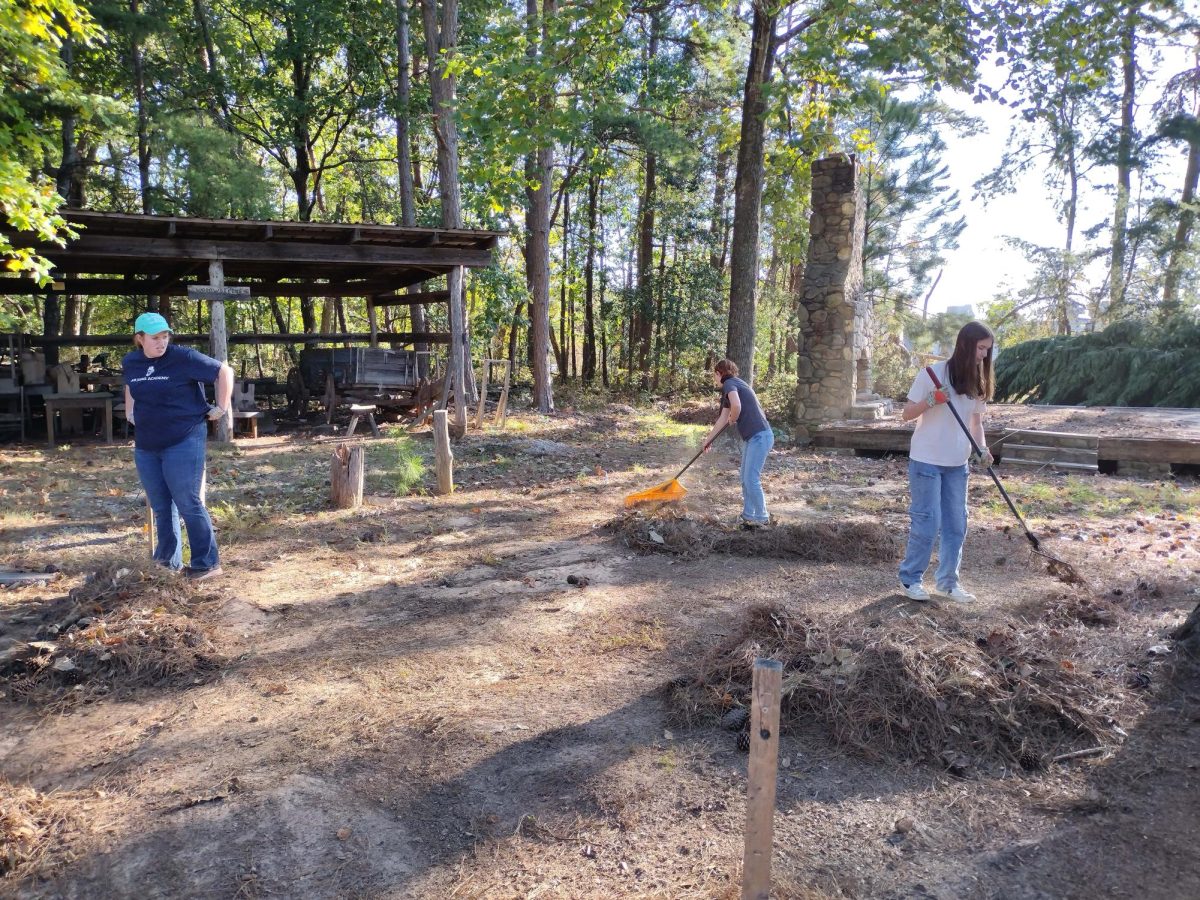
[329,443,365,509]
[433,409,453,495]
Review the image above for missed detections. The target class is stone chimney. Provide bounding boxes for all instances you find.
[793,154,883,441]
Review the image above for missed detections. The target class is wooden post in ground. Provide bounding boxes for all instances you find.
[329,443,365,509]
[474,361,490,430]
[433,409,453,494]
[741,658,783,900]
[207,260,231,443]
[145,501,155,559]
[493,360,511,429]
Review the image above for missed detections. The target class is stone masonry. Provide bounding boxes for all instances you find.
[794,154,879,440]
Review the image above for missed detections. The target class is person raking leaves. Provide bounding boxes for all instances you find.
[702,359,774,529]
[123,312,233,581]
[898,321,995,602]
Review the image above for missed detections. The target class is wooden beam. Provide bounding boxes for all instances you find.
[30,331,451,347]
[25,234,494,269]
[0,274,434,298]
[1098,437,1200,465]
[368,289,451,308]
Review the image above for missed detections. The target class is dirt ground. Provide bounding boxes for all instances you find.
[2,403,1199,899]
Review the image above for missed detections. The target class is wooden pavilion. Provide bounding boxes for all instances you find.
[0,210,501,440]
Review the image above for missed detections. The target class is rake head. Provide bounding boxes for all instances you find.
[624,478,688,508]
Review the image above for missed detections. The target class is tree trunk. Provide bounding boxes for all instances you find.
[524,0,555,412]
[557,187,570,381]
[1162,137,1199,314]
[583,173,598,383]
[131,0,151,214]
[710,144,731,285]
[1108,10,1137,315]
[395,0,430,372]
[422,0,469,432]
[633,15,661,388]
[726,2,779,383]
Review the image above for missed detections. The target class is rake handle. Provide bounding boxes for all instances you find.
[675,422,729,480]
[924,366,1041,552]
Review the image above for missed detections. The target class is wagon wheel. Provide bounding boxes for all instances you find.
[285,367,308,417]
[323,372,338,425]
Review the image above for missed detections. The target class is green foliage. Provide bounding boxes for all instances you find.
[994,314,1200,406]
[373,436,426,496]
[0,0,100,280]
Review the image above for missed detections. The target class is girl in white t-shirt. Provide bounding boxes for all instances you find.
[897,321,995,602]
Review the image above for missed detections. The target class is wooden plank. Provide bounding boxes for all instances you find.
[31,332,452,347]
[0,277,429,298]
[1098,437,1200,465]
[741,658,783,900]
[369,289,451,308]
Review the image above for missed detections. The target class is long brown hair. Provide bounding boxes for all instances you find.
[947,321,994,400]
[714,359,739,379]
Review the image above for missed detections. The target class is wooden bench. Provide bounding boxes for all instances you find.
[346,404,380,438]
[232,409,264,438]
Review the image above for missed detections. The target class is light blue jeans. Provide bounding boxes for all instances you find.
[899,459,968,592]
[134,420,219,572]
[739,428,774,523]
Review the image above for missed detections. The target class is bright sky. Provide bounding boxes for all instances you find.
[927,41,1195,318]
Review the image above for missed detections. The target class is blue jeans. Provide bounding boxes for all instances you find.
[739,428,774,523]
[134,420,219,571]
[899,459,968,591]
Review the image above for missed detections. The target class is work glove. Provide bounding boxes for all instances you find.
[971,449,994,468]
[925,388,950,407]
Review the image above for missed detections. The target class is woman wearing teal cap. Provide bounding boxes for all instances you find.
[122,312,233,580]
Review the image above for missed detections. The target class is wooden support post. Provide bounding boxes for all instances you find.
[329,442,365,509]
[474,361,490,430]
[447,266,467,436]
[741,658,783,900]
[367,298,379,348]
[493,360,511,429]
[208,260,231,442]
[433,409,453,495]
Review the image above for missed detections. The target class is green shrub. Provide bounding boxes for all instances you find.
[371,437,427,495]
[994,314,1200,407]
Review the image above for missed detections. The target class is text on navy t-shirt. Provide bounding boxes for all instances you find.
[122,345,221,450]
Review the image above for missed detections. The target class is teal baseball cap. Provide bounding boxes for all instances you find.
[134,312,172,334]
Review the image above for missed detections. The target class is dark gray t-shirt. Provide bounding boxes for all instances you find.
[721,376,770,440]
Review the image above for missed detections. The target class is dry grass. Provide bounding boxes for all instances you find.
[0,779,79,880]
[1,563,222,707]
[608,509,899,562]
[667,604,1137,772]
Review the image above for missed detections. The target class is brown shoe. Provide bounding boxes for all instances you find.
[185,565,223,581]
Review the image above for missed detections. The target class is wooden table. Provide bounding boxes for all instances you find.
[44,392,114,447]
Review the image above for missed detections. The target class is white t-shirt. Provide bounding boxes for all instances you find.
[907,361,987,467]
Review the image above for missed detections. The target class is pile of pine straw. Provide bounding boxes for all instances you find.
[668,604,1134,771]
[0,779,78,879]
[1,564,221,706]
[609,508,899,562]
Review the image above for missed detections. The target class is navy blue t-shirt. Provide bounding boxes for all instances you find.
[122,345,221,450]
[721,375,770,441]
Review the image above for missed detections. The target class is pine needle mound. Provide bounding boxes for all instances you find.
[994,313,1200,406]
[608,509,899,562]
[668,605,1132,771]
[1,564,222,707]
[0,779,79,879]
